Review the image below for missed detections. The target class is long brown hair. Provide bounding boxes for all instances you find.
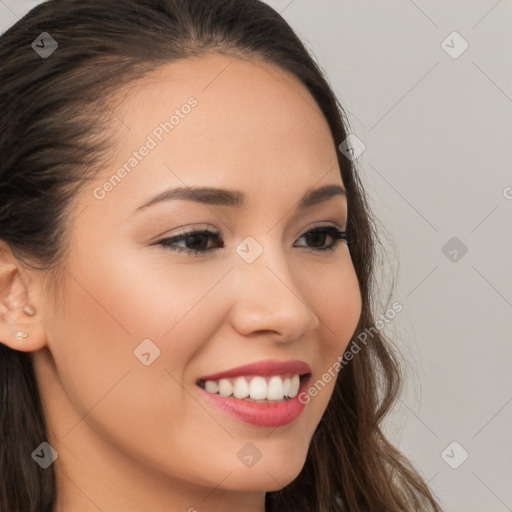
[0,1,443,510]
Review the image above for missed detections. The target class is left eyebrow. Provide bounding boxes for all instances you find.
[134,183,346,212]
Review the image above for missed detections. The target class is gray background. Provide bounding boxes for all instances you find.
[1,1,511,511]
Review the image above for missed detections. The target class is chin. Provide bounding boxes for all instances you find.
[225,472,302,492]
[224,454,307,491]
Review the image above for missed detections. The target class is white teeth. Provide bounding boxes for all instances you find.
[283,377,291,397]
[205,380,219,394]
[218,378,233,397]
[267,376,284,400]
[249,376,267,399]
[233,376,250,399]
[201,373,303,401]
[289,375,300,398]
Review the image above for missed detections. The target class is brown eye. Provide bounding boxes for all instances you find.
[294,226,349,252]
[157,229,223,255]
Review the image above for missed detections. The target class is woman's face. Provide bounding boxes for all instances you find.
[31,53,362,509]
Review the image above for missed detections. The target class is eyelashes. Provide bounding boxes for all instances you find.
[155,225,350,256]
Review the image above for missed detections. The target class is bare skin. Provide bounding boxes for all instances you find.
[0,53,362,512]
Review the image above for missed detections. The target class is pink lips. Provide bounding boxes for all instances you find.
[195,359,313,428]
[197,359,312,381]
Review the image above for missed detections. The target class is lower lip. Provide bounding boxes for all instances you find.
[196,375,311,427]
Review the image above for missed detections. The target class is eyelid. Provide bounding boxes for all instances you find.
[302,220,347,233]
[159,219,347,240]
[160,223,218,238]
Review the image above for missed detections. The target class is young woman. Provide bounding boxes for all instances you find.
[0,0,443,510]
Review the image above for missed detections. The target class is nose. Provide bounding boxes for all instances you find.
[227,241,320,343]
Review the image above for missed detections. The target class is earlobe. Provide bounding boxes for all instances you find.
[0,241,47,352]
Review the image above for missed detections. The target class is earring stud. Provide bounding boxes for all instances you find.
[16,330,29,341]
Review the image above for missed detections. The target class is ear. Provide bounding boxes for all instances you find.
[0,240,47,352]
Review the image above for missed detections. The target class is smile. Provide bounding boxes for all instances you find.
[196,373,303,402]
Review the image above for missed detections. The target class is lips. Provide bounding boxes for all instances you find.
[196,373,313,427]
[196,359,312,382]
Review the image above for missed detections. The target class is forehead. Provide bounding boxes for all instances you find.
[85,53,342,215]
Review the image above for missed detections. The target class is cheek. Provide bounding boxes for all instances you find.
[306,253,362,358]
[301,254,361,411]
[45,255,227,479]
[48,244,234,413]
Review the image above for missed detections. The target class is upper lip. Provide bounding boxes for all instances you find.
[197,359,312,382]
